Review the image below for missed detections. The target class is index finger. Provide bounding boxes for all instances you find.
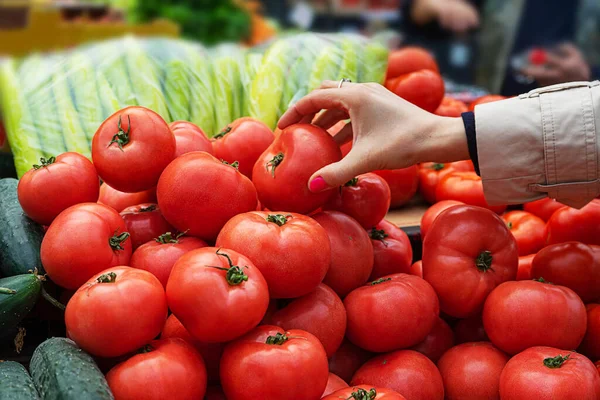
[277,88,353,129]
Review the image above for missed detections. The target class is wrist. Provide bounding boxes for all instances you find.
[422,116,469,163]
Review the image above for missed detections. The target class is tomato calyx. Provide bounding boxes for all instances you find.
[370,277,392,286]
[208,249,249,286]
[139,344,154,354]
[475,250,494,272]
[430,163,445,171]
[213,126,232,139]
[506,221,513,230]
[139,204,157,212]
[97,272,117,284]
[266,152,284,177]
[265,332,289,345]
[368,228,389,246]
[543,352,572,369]
[108,115,131,150]
[33,156,56,170]
[155,231,185,244]
[266,214,290,226]
[534,277,553,285]
[347,388,377,400]
[345,177,359,187]
[109,231,130,251]
[222,160,240,170]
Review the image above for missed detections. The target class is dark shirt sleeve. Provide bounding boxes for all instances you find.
[461,111,480,175]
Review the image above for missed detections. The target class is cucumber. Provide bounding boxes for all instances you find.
[30,338,114,400]
[0,361,41,399]
[0,179,45,276]
[0,273,42,333]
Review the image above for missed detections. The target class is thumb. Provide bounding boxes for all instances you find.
[308,149,370,192]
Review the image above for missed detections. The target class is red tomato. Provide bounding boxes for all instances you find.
[523,197,566,222]
[169,120,213,157]
[329,120,352,157]
[161,314,224,383]
[454,316,488,344]
[579,304,600,361]
[216,212,330,298]
[220,326,329,400]
[436,172,507,214]
[344,273,439,352]
[516,254,536,280]
[252,124,342,214]
[438,342,509,399]
[130,232,207,288]
[468,95,506,112]
[420,200,463,238]
[423,205,518,318]
[328,339,373,383]
[65,266,167,357]
[374,166,419,208]
[41,203,132,289]
[264,283,346,357]
[322,373,349,397]
[434,97,469,117]
[323,386,406,400]
[106,338,207,400]
[545,199,600,245]
[499,346,600,399]
[409,260,423,278]
[324,173,391,229]
[212,117,274,179]
[92,106,175,192]
[596,360,600,374]
[501,210,546,256]
[120,203,173,250]
[98,183,157,213]
[157,152,257,241]
[386,47,439,80]
[17,152,99,225]
[313,211,374,297]
[531,242,600,303]
[483,280,587,355]
[386,70,445,113]
[409,317,454,362]
[418,161,474,204]
[368,219,413,280]
[351,350,444,400]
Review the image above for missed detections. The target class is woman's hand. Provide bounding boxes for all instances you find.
[277,81,469,192]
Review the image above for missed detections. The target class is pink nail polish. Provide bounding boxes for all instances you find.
[309,176,329,193]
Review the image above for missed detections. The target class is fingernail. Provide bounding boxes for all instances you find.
[309,176,329,193]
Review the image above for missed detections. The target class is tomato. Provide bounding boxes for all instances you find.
[436,172,507,214]
[161,314,224,383]
[17,152,99,225]
[324,173,391,229]
[483,280,587,355]
[323,386,406,400]
[264,283,346,357]
[322,373,349,397]
[434,97,469,117]
[216,212,330,298]
[169,120,213,158]
[531,242,600,303]
[516,254,536,280]
[351,350,444,400]
[501,210,546,256]
[409,317,454,362]
[409,260,423,278]
[120,203,173,250]
[523,197,565,222]
[212,117,274,179]
[545,199,600,245]
[418,161,474,204]
[386,47,439,80]
[438,342,509,400]
[92,106,176,192]
[596,360,600,374]
[130,232,207,288]
[386,70,445,113]
[579,304,600,361]
[468,95,506,112]
[167,247,268,342]
[106,338,207,400]
[420,200,463,238]
[374,166,419,208]
[454,316,488,344]
[499,346,600,399]
[423,205,518,318]
[252,124,342,214]
[220,326,329,400]
[157,152,257,241]
[313,211,374,297]
[41,203,132,289]
[344,273,439,352]
[328,339,373,383]
[98,183,157,213]
[65,266,167,357]
[368,219,413,280]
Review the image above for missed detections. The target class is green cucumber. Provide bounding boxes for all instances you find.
[0,361,41,399]
[0,273,42,332]
[30,338,114,400]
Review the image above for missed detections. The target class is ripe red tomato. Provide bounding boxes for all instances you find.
[41,203,132,289]
[436,172,507,214]
[252,124,342,214]
[212,117,274,179]
[418,161,474,204]
[157,152,257,241]
[516,254,536,280]
[386,47,439,80]
[368,219,413,280]
[374,166,419,208]
[324,173,391,229]
[92,106,175,192]
[264,283,346,357]
[344,273,439,352]
[169,120,213,157]
[468,95,506,112]
[453,316,488,344]
[322,373,349,397]
[98,183,156,213]
[328,339,373,383]
[438,342,509,399]
[130,232,208,288]
[501,210,546,256]
[523,197,565,221]
[313,211,374,297]
[423,205,518,318]
[434,97,469,117]
[18,152,99,225]
[323,386,406,400]
[420,200,463,238]
[351,350,444,400]
[216,212,330,298]
[409,260,423,278]
[409,317,454,362]
[65,266,167,357]
[545,199,600,245]
[531,242,600,303]
[120,203,173,250]
[106,338,207,400]
[499,346,600,399]
[483,280,587,355]
[579,304,600,361]
[386,70,445,113]
[220,326,329,400]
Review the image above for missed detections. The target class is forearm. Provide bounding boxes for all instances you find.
[409,0,440,26]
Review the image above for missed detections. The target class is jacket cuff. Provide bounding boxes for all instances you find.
[461,111,480,175]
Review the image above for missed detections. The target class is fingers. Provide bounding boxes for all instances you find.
[331,122,353,146]
[314,108,350,130]
[277,88,352,129]
[308,148,370,191]
[520,65,561,82]
[320,80,358,89]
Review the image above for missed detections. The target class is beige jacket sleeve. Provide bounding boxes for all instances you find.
[475,81,600,208]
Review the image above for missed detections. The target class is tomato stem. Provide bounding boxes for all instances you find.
[140,344,154,354]
[431,163,445,171]
[139,204,157,212]
[543,353,572,369]
[266,152,284,177]
[221,160,240,170]
[534,277,553,284]
[97,272,117,284]
[213,126,232,139]
[475,250,494,272]
[347,388,377,400]
[266,332,288,345]
[108,115,131,150]
[506,221,513,230]
[266,214,289,226]
[344,177,359,187]
[109,232,130,251]
[370,277,392,286]
[209,249,249,286]
[33,156,56,170]
[155,231,186,244]
[368,228,389,244]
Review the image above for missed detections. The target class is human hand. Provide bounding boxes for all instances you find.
[413,0,480,34]
[277,81,469,191]
[521,44,591,87]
